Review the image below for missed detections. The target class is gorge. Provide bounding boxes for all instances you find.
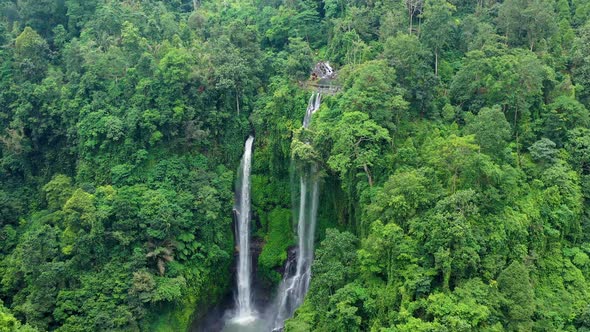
[221,81,327,332]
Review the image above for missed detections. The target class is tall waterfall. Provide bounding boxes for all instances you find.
[271,93,322,330]
[234,136,255,321]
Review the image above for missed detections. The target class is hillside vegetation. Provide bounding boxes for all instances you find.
[1,0,590,331]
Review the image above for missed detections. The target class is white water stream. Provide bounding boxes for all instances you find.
[271,92,322,330]
[234,136,255,322]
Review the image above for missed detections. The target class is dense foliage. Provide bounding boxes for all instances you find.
[1,0,590,331]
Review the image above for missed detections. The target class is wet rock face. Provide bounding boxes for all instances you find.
[309,63,340,95]
[284,246,298,275]
[312,61,336,79]
[250,236,273,305]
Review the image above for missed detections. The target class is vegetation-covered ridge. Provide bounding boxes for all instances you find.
[1,0,590,331]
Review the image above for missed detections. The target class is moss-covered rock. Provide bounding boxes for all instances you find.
[258,208,294,286]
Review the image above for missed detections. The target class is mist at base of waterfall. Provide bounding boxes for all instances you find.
[221,315,268,332]
[220,303,293,332]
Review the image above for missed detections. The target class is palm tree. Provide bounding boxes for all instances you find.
[146,240,175,276]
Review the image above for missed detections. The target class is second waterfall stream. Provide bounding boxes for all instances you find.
[271,93,322,330]
[224,90,325,332]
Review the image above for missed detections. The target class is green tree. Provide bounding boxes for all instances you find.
[404,0,424,34]
[419,190,480,291]
[211,37,261,115]
[340,60,408,130]
[324,283,366,332]
[308,229,358,313]
[0,300,37,332]
[497,261,535,331]
[497,0,557,51]
[424,134,480,192]
[465,106,511,158]
[43,175,73,211]
[358,220,416,287]
[382,34,436,115]
[420,0,456,76]
[282,37,313,81]
[542,96,589,146]
[451,48,549,161]
[16,0,66,37]
[326,111,391,187]
[566,128,590,174]
[14,27,48,81]
[529,138,558,165]
[572,22,590,108]
[364,169,440,231]
[64,0,99,34]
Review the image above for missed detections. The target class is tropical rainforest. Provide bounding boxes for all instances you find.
[1,0,590,331]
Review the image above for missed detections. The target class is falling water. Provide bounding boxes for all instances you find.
[234,136,255,322]
[314,61,335,79]
[271,92,322,330]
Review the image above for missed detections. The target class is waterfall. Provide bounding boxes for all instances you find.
[234,136,255,321]
[271,93,322,330]
[313,61,336,80]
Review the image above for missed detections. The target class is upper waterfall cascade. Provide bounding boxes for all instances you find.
[271,92,322,330]
[313,61,336,79]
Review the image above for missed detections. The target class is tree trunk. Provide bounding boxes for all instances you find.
[192,0,199,11]
[443,265,451,293]
[417,15,422,37]
[387,249,393,285]
[236,92,240,115]
[514,107,520,167]
[363,164,374,187]
[435,51,438,77]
